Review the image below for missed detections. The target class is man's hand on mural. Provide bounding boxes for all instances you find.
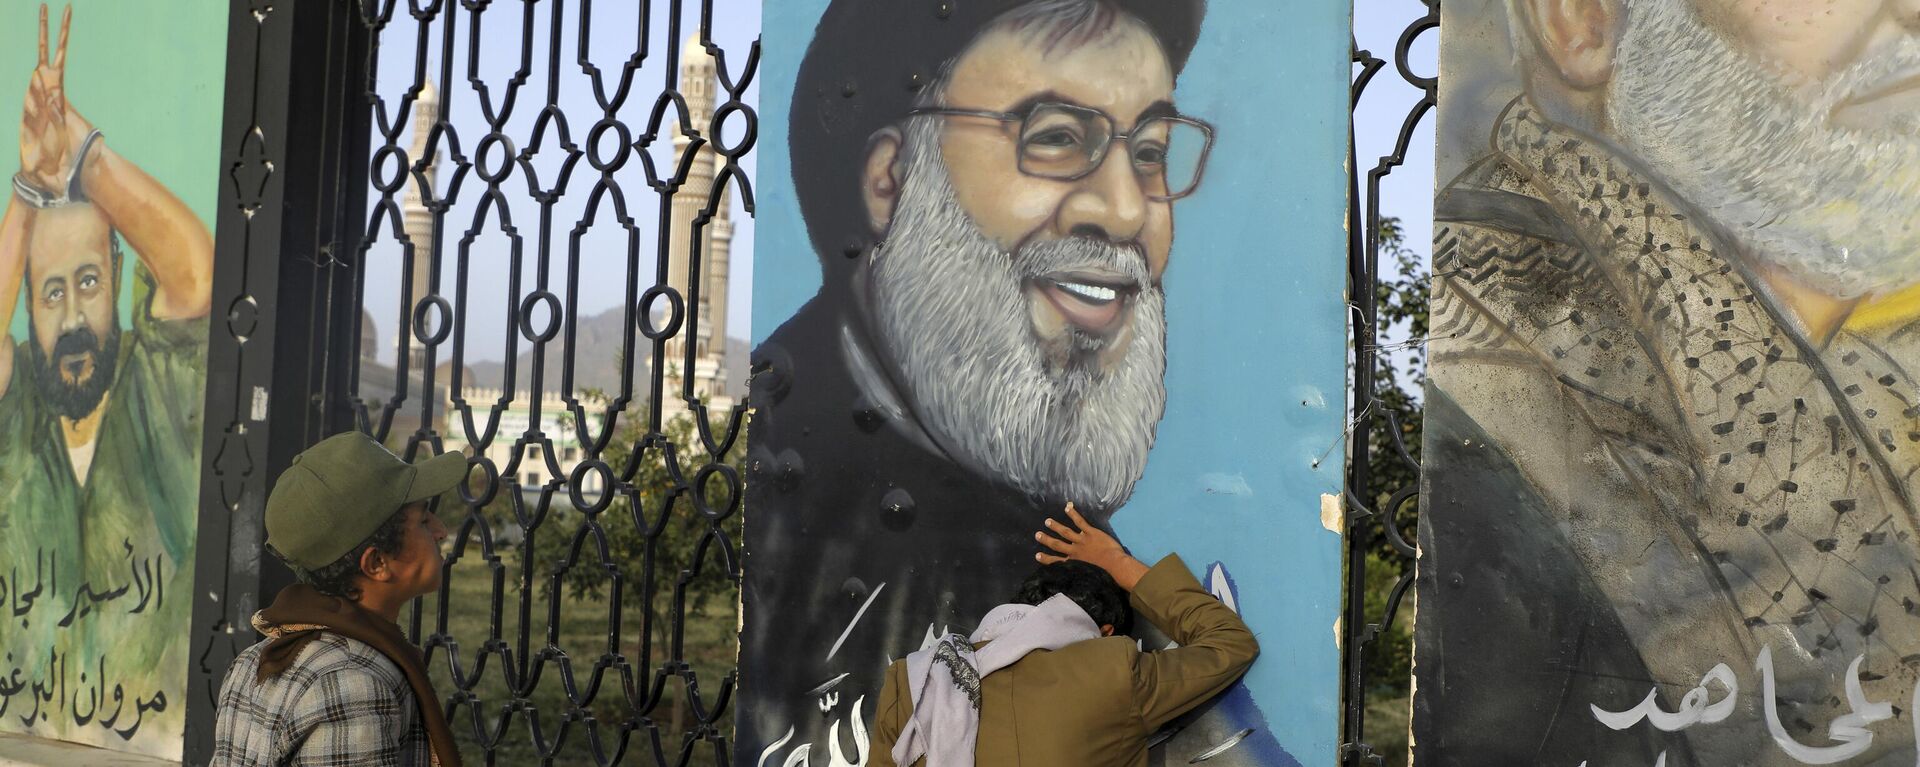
[1036,503,1149,592]
[19,4,72,194]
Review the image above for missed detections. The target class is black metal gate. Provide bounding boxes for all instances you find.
[1341,1,1436,765]
[187,1,756,764]
[181,1,1436,765]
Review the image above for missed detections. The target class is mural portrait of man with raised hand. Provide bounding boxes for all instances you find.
[0,2,215,755]
[2,2,212,583]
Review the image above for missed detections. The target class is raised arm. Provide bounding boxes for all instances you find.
[3,5,69,399]
[1122,554,1259,730]
[1035,503,1259,732]
[19,3,211,323]
[72,131,213,321]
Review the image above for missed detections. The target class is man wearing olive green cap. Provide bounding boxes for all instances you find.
[209,431,466,767]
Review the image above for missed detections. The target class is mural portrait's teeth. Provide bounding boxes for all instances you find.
[1058,281,1119,304]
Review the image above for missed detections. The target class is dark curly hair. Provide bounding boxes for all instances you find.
[1013,560,1133,636]
[267,507,411,600]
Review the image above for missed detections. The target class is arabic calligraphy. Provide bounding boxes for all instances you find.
[0,544,166,631]
[1758,649,1894,764]
[0,545,177,741]
[1585,645,1912,765]
[0,646,168,741]
[1590,663,1737,732]
[758,696,872,767]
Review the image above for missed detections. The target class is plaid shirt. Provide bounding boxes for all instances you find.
[210,629,433,767]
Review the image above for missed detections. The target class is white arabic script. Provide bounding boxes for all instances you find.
[1585,645,1913,765]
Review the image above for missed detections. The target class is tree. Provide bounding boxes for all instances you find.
[473,391,747,752]
[1355,216,1428,765]
[529,398,745,619]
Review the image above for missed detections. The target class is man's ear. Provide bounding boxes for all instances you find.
[1519,0,1623,89]
[358,547,392,584]
[1100,624,1116,637]
[862,126,905,236]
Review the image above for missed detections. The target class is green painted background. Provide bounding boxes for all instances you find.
[0,0,225,335]
[0,1,225,759]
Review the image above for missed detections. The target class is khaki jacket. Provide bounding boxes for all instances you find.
[867,554,1259,766]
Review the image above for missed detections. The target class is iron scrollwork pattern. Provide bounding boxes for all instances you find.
[188,0,376,760]
[1342,2,1436,765]
[340,1,757,764]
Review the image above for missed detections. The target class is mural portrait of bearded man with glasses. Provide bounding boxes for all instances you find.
[734,0,1314,764]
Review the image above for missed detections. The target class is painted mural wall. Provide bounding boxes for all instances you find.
[1417,0,1920,764]
[0,2,221,759]
[741,0,1349,764]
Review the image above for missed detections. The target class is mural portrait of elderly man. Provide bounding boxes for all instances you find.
[743,0,1219,760]
[1420,0,1920,763]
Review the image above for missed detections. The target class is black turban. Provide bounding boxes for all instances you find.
[788,0,1206,268]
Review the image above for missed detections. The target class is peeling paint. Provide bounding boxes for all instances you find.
[1320,493,1343,533]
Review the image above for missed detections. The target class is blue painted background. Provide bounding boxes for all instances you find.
[751,0,1351,760]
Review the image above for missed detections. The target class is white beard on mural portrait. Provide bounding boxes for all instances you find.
[754,114,1291,767]
[1606,0,1920,300]
[868,116,1169,511]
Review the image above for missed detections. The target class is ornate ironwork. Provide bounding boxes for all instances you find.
[1341,2,1436,765]
[343,1,756,764]
[188,1,757,764]
[186,0,376,761]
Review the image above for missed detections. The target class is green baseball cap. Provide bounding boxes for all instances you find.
[265,432,468,570]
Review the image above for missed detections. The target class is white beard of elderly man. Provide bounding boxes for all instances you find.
[740,0,1220,762]
[864,105,1172,514]
[1421,0,1920,764]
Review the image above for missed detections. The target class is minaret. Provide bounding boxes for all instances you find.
[400,79,441,372]
[668,39,728,363]
[704,147,732,363]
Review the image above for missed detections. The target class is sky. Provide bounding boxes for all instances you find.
[0,0,1431,374]
[354,0,1438,369]
[360,0,764,366]
[1355,0,1439,277]
[1353,0,1440,394]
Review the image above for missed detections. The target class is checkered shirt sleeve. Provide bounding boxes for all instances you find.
[210,632,432,767]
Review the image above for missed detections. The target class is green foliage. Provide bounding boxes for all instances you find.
[454,390,747,654]
[448,394,744,762]
[1352,217,1427,766]
[523,397,746,623]
[1361,216,1426,697]
[1360,550,1414,689]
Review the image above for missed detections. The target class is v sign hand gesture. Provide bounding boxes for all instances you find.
[20,4,73,193]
